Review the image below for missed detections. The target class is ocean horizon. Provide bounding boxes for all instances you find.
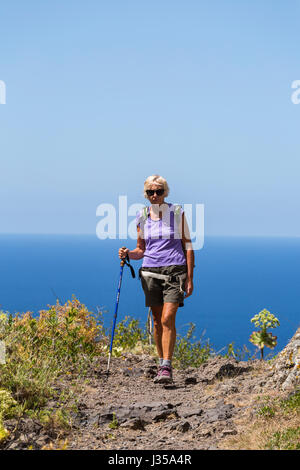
[0,233,299,357]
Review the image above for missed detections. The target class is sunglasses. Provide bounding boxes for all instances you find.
[146,189,164,196]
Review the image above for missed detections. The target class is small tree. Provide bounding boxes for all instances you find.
[249,309,280,360]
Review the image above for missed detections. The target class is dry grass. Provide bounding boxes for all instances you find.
[221,414,300,450]
[219,389,300,450]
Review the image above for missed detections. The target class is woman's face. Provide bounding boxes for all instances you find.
[147,184,165,205]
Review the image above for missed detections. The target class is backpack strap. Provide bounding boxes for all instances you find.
[136,206,148,228]
[174,204,182,228]
[142,206,149,221]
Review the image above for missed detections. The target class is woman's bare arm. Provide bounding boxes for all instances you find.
[118,226,145,260]
[181,214,195,297]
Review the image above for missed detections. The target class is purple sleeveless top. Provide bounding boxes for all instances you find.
[136,203,186,267]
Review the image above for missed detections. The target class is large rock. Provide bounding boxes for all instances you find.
[202,401,235,424]
[267,327,300,391]
[96,401,179,426]
[197,357,252,384]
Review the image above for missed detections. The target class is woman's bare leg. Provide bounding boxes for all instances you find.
[151,305,163,359]
[161,302,179,360]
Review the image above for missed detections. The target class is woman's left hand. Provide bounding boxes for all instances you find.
[184,278,194,298]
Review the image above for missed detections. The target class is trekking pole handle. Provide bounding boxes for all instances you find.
[119,247,135,278]
[119,246,129,260]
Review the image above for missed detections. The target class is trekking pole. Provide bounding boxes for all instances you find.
[147,307,153,347]
[50,287,63,305]
[106,252,135,376]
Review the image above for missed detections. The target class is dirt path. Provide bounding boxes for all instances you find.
[2,353,284,450]
[4,329,300,451]
[65,354,276,450]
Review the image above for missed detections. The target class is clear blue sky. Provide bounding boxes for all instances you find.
[0,0,299,236]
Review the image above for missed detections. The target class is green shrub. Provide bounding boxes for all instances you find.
[0,389,18,443]
[0,297,104,412]
[108,412,119,429]
[249,309,280,360]
[265,427,300,450]
[279,390,300,413]
[223,342,253,361]
[109,316,148,355]
[173,323,213,369]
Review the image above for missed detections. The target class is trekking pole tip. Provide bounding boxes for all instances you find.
[106,352,112,376]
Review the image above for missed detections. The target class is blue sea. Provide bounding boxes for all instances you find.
[0,234,299,357]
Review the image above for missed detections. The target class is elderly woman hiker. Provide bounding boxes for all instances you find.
[118,175,195,384]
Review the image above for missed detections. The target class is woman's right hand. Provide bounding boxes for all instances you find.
[118,246,129,259]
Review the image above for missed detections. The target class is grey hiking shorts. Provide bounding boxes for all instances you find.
[139,265,187,308]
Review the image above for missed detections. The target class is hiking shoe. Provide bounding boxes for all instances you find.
[155,365,173,384]
[153,366,163,383]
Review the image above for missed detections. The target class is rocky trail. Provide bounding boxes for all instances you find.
[3,327,300,450]
[66,355,274,450]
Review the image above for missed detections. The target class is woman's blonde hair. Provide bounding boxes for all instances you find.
[143,175,170,198]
